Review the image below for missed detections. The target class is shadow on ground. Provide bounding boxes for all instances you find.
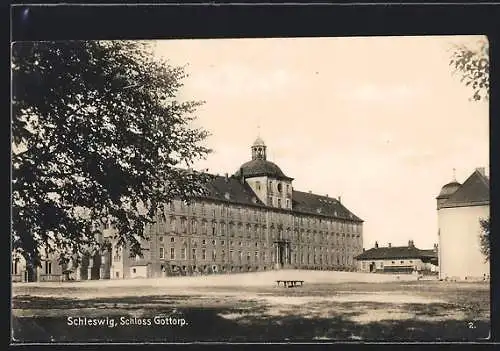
[11,294,490,343]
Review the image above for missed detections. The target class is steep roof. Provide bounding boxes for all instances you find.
[441,169,489,208]
[355,246,436,260]
[199,175,265,207]
[292,190,363,222]
[187,174,362,221]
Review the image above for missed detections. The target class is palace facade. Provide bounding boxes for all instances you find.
[12,137,364,282]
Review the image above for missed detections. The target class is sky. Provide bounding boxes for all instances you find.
[152,36,489,250]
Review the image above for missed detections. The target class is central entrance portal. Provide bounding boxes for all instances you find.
[274,239,291,269]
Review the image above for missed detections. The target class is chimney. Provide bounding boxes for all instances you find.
[408,240,414,248]
[388,243,392,248]
[338,196,342,203]
[224,173,229,182]
[362,248,365,252]
[326,194,329,198]
[476,167,485,176]
[433,243,438,252]
[308,190,312,194]
[374,241,378,248]
[239,168,245,184]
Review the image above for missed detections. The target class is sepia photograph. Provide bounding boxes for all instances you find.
[11,35,490,343]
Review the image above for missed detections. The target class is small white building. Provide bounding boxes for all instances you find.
[355,240,438,274]
[436,167,490,281]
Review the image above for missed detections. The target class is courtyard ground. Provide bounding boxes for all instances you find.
[11,270,490,343]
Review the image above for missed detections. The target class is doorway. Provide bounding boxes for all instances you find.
[369,262,375,273]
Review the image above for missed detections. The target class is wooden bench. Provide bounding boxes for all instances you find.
[276,280,304,288]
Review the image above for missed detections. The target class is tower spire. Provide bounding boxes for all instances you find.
[251,132,266,161]
[452,168,457,182]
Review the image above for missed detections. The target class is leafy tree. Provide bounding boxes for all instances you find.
[12,40,212,268]
[479,217,490,262]
[449,38,489,101]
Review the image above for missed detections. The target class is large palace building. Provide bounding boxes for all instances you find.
[12,138,364,282]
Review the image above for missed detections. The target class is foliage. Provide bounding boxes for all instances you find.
[12,40,212,267]
[449,38,489,101]
[479,217,490,262]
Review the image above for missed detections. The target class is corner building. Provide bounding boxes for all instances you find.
[436,167,489,281]
[107,137,364,279]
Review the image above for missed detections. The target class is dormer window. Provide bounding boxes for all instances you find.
[256,181,261,191]
[277,183,283,193]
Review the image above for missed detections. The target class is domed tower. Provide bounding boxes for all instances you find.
[235,137,294,208]
[436,175,461,210]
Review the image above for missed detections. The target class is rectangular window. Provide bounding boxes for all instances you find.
[202,249,207,260]
[192,248,197,260]
[181,248,187,260]
[171,237,175,243]
[170,217,176,232]
[212,250,217,261]
[159,247,165,259]
[12,261,18,275]
[222,250,226,262]
[170,202,175,211]
[45,261,52,275]
[277,199,281,208]
[170,248,175,259]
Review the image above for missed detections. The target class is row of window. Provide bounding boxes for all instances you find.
[152,217,361,240]
[255,179,292,195]
[155,247,354,265]
[157,247,266,262]
[12,261,53,275]
[155,235,359,248]
[151,230,361,250]
[362,260,417,269]
[268,196,291,209]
